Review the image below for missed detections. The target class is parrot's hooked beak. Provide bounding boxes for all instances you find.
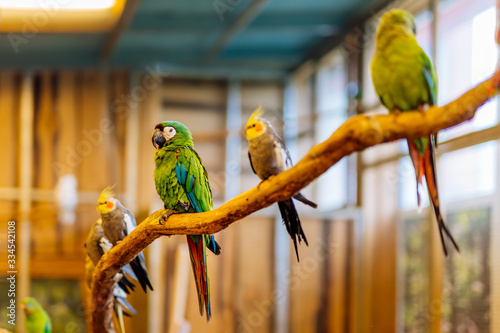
[152,129,166,149]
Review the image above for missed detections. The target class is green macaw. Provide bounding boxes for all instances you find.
[20,297,51,333]
[152,121,221,321]
[370,9,459,255]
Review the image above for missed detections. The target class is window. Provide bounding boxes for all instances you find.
[437,0,498,141]
[442,207,491,332]
[315,50,349,210]
[439,141,497,203]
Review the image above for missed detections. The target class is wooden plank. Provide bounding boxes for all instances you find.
[30,258,86,278]
[0,73,18,221]
[327,220,349,333]
[124,72,139,211]
[162,79,227,109]
[77,72,112,248]
[136,73,163,216]
[241,80,285,116]
[217,227,237,333]
[33,72,57,257]
[78,71,112,191]
[146,237,169,333]
[361,162,398,332]
[232,217,274,333]
[18,73,34,333]
[109,71,129,194]
[168,244,191,333]
[54,71,78,256]
[289,218,323,333]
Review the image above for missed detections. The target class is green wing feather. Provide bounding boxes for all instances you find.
[175,147,213,213]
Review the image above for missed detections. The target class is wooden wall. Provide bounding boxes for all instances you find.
[0,71,133,277]
[0,72,363,333]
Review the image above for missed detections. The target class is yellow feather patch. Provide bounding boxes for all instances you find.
[245,106,266,140]
[248,105,264,124]
[98,185,116,203]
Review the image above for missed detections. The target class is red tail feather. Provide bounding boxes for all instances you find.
[186,235,211,320]
[407,137,460,255]
[407,140,425,208]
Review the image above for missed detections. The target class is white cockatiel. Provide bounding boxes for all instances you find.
[245,107,317,261]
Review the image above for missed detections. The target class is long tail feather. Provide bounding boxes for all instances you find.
[293,193,318,208]
[408,140,425,208]
[117,273,136,294]
[423,137,460,256]
[408,137,460,256]
[207,235,221,255]
[277,199,308,262]
[129,253,153,293]
[113,302,126,333]
[187,235,211,321]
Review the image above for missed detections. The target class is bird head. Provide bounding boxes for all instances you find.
[152,121,193,150]
[20,297,42,317]
[378,9,416,36]
[96,186,117,215]
[245,106,267,140]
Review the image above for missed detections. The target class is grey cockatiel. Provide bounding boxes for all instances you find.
[96,187,153,293]
[85,219,136,293]
[245,107,317,261]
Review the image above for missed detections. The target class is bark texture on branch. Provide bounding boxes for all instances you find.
[90,75,498,332]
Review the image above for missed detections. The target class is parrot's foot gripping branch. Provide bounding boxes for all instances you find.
[159,209,177,225]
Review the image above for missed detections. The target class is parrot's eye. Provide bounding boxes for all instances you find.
[164,127,177,140]
[252,124,256,128]
[104,201,107,204]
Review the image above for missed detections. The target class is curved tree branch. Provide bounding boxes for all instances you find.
[90,75,498,332]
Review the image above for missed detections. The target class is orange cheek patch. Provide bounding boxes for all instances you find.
[106,202,114,209]
[255,123,263,132]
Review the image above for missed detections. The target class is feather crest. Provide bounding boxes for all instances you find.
[98,185,116,203]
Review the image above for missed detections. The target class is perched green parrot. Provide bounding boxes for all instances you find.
[371,9,459,255]
[20,297,51,333]
[245,107,317,261]
[152,121,221,321]
[96,187,153,292]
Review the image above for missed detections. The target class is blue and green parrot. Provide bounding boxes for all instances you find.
[20,297,51,333]
[152,121,221,320]
[370,9,459,255]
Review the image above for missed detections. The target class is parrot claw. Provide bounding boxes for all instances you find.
[159,209,177,225]
[257,176,274,190]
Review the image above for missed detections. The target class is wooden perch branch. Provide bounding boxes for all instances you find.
[90,75,499,332]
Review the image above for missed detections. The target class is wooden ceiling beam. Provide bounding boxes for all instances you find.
[100,0,143,61]
[204,0,269,61]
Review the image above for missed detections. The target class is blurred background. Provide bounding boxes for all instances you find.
[0,0,498,332]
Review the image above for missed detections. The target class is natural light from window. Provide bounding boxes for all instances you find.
[0,0,115,10]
